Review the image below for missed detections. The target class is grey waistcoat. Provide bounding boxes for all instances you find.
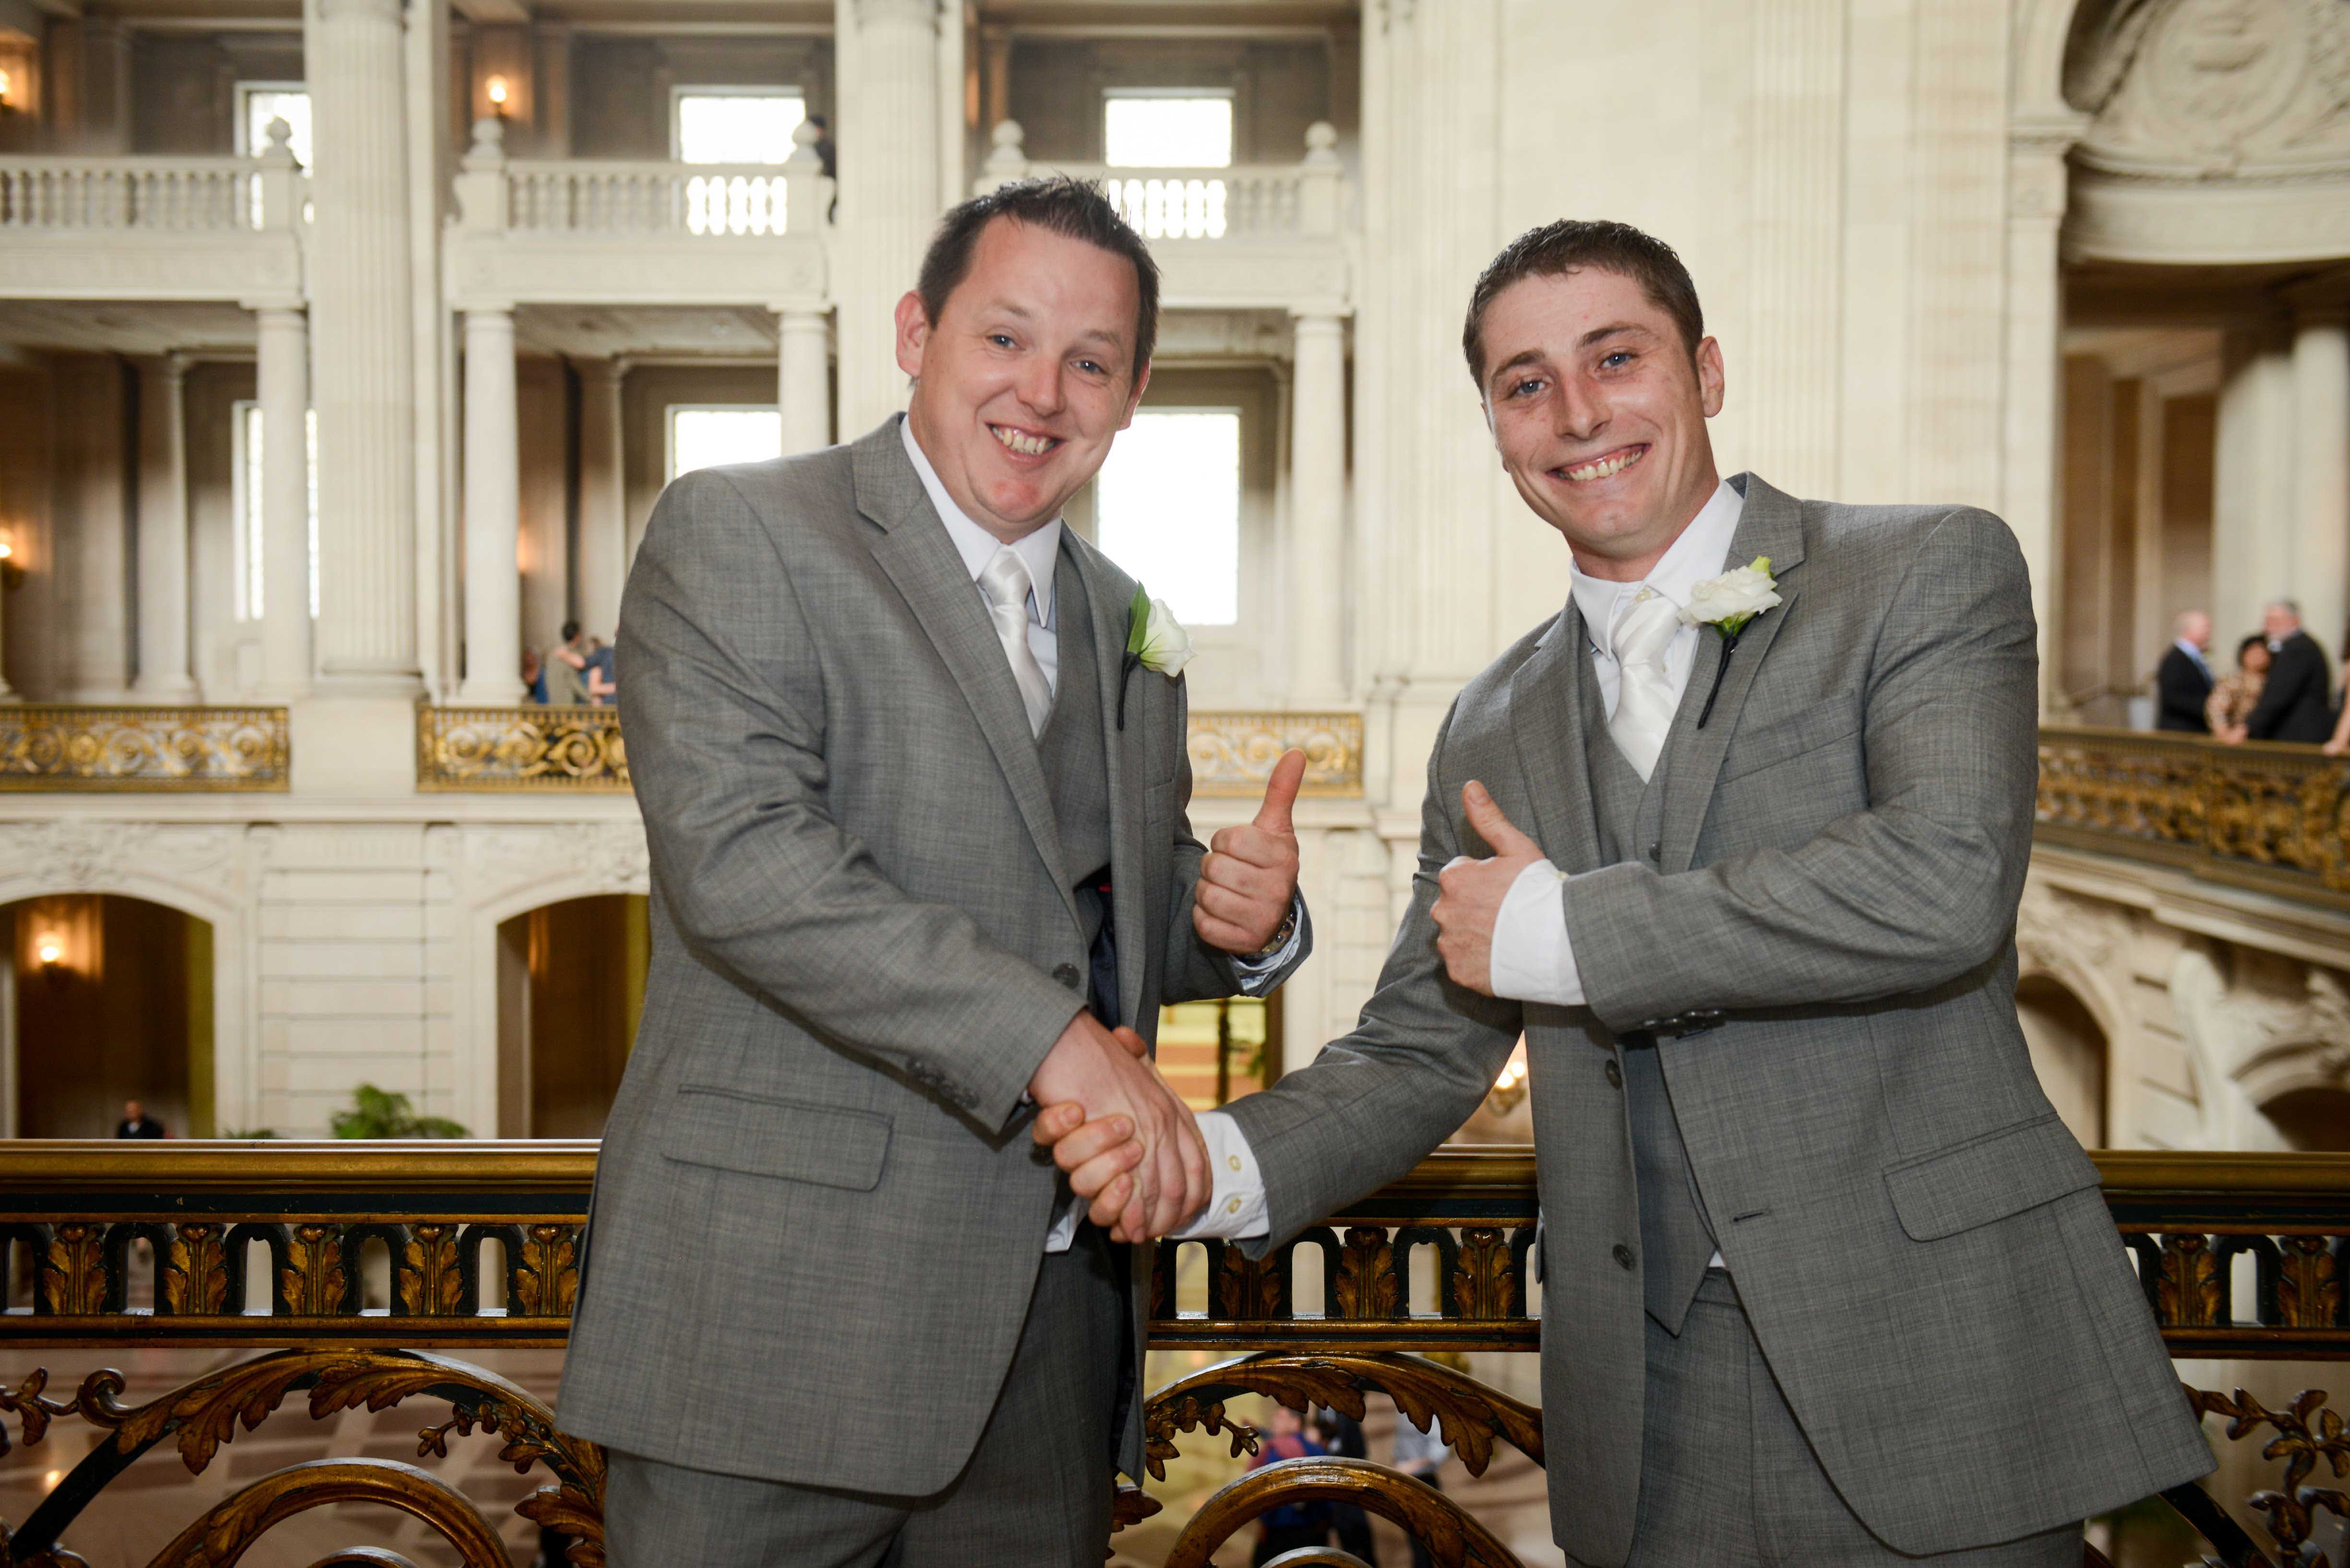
[1038,554,1117,1019]
[1581,659,1720,1334]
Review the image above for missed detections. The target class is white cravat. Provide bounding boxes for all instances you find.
[978,545,1055,737]
[1606,591,1682,783]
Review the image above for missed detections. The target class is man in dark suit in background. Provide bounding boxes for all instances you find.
[2154,610,2213,732]
[113,1099,164,1138]
[2242,599,2335,744]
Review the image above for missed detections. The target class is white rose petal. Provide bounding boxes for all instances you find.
[1140,597,1195,677]
[1679,566,1782,628]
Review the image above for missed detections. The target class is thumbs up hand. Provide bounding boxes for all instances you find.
[1432,780,1547,996]
[1193,747,1306,957]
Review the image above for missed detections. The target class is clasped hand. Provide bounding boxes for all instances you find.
[1024,750,1310,1244]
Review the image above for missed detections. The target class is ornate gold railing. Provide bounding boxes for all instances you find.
[0,1144,2343,1566]
[0,706,289,791]
[412,705,1367,797]
[2037,724,2350,907]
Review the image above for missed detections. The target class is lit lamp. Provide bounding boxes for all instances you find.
[1485,1041,1530,1116]
[35,934,63,974]
[0,68,15,115]
[0,530,19,589]
[486,75,509,118]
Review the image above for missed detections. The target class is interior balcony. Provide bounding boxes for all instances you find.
[0,123,305,304]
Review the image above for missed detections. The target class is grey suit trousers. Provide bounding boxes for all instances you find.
[602,1227,1125,1568]
[1618,1272,2080,1568]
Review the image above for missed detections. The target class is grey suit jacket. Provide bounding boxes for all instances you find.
[1222,476,2212,1565]
[557,418,1307,1492]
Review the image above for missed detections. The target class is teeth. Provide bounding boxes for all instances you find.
[1564,448,1642,482]
[992,426,1056,457]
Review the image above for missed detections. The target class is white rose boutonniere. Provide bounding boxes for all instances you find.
[1679,555,1781,728]
[1119,586,1194,729]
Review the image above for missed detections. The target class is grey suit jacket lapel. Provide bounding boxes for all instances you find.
[1509,602,1606,875]
[1067,538,1152,1029]
[852,422,1079,930]
[1655,472,1808,874]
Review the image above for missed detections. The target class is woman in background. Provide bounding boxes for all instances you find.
[2209,633,2271,743]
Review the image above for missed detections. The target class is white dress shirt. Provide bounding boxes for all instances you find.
[1181,480,1746,1244]
[899,419,1297,1249]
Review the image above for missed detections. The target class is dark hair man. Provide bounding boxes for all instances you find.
[559,177,1312,1568]
[1044,217,2212,1567]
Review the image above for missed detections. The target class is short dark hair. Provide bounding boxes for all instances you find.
[561,619,580,642]
[1461,219,1705,386]
[2239,632,2270,663]
[916,178,1160,378]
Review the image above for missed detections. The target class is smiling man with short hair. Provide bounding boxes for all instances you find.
[559,177,1310,1568]
[1043,217,2213,1567]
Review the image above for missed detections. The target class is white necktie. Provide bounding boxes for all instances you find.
[978,546,1055,737]
[1609,590,1681,782]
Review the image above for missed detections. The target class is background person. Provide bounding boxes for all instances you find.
[2209,634,2271,743]
[113,1098,164,1138]
[1247,1404,1330,1566]
[2243,599,2334,744]
[2154,610,2213,733]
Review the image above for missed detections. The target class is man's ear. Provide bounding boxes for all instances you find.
[1696,335,1727,419]
[893,291,931,379]
[1117,359,1154,430]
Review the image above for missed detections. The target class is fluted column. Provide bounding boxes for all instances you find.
[2291,298,2350,660]
[459,307,522,704]
[777,309,832,454]
[1289,310,1348,704]
[255,305,313,697]
[834,0,940,436]
[306,0,419,691]
[575,358,626,641]
[132,355,196,701]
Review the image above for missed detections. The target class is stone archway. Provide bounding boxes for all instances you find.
[493,893,648,1138]
[2015,972,2111,1147]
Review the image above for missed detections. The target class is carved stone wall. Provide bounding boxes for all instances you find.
[2021,843,2350,1150]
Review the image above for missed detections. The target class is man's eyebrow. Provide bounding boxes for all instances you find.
[1487,347,1547,388]
[1578,320,1654,348]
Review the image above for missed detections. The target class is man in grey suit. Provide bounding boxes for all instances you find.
[558,179,1311,1567]
[1043,220,2213,1566]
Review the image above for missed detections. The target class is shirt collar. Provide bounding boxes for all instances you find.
[899,415,1061,628]
[1566,479,1746,656]
[2177,638,2208,662]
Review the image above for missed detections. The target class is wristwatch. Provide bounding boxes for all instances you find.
[1250,903,1300,961]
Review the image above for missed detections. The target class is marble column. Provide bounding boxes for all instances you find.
[1289,310,1348,705]
[306,0,419,691]
[459,307,522,704]
[2214,327,2296,651]
[132,355,197,701]
[255,305,313,698]
[833,0,939,436]
[777,309,832,455]
[2000,116,2084,711]
[575,358,626,642]
[2291,298,2350,660]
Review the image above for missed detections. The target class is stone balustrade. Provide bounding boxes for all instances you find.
[0,706,289,791]
[974,118,1349,241]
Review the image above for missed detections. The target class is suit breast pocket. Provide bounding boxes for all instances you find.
[1716,693,1864,788]
[660,1084,893,1192]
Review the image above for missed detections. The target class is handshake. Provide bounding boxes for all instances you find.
[1023,748,1313,1244]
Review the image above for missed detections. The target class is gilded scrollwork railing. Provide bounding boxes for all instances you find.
[411,705,1367,798]
[416,704,629,792]
[0,1145,2344,1568]
[2037,725,2350,906]
[0,706,289,791]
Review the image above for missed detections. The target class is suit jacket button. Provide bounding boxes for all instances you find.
[1605,1060,1623,1089]
[1613,1243,1636,1271]
[1053,963,1082,989]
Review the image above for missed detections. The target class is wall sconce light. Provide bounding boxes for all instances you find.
[0,68,13,110]
[1485,1041,1529,1117]
[0,533,23,590]
[486,76,509,116]
[35,934,63,973]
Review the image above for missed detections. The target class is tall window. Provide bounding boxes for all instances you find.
[1093,409,1241,626]
[235,403,320,622]
[1102,93,1235,240]
[668,406,782,481]
[671,89,805,236]
[237,84,312,166]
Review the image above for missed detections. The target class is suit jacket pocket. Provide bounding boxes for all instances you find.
[1882,1112,2101,1241]
[1717,693,1864,786]
[661,1084,893,1192]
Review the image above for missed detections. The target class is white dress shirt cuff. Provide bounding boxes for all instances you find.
[1173,1109,1271,1240]
[1488,859,1586,1006]
[1229,893,1307,993]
